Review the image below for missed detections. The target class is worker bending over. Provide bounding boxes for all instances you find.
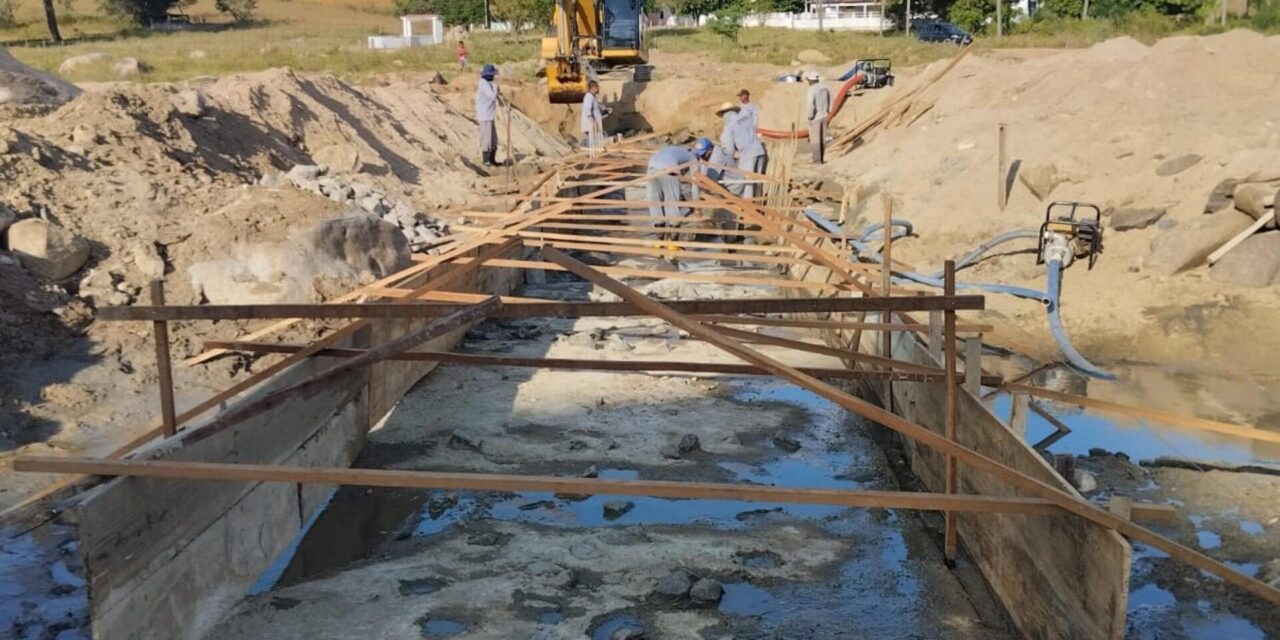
[580,80,612,149]
[708,102,741,182]
[805,70,830,164]
[647,138,714,224]
[475,64,500,166]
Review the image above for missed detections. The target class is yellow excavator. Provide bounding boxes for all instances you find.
[541,0,650,103]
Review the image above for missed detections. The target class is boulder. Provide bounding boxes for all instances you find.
[303,215,410,278]
[57,53,109,75]
[690,578,724,604]
[1018,163,1061,200]
[287,164,325,181]
[602,500,634,520]
[1232,183,1274,220]
[133,243,166,278]
[653,569,691,599]
[1110,207,1166,231]
[796,49,830,64]
[70,124,99,146]
[6,219,90,280]
[111,57,142,78]
[170,89,207,118]
[1209,232,1280,288]
[1203,178,1238,214]
[1155,153,1201,177]
[1145,211,1253,276]
[313,144,361,174]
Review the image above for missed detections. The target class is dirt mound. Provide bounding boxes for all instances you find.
[820,30,1280,373]
[0,48,81,116]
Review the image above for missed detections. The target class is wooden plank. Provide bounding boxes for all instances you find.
[943,261,959,565]
[692,315,993,334]
[706,324,946,377]
[149,280,177,437]
[98,294,987,321]
[14,456,1169,520]
[176,298,500,447]
[541,247,1280,609]
[455,256,849,291]
[1007,384,1280,446]
[201,341,1007,386]
[1207,211,1274,265]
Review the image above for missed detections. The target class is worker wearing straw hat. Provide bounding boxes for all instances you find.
[805,70,830,164]
[708,101,741,183]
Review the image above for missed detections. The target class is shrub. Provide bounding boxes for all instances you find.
[706,1,746,43]
[1253,0,1280,30]
[216,0,257,22]
[0,0,14,28]
[101,0,182,25]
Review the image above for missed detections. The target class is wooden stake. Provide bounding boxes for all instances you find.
[997,123,1008,211]
[964,336,982,395]
[1009,392,1030,439]
[943,260,959,565]
[150,280,177,438]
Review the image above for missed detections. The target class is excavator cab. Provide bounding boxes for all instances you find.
[542,0,648,104]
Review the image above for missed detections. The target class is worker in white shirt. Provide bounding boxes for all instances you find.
[580,80,612,149]
[804,70,831,164]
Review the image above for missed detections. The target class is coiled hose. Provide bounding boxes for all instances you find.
[803,209,1113,378]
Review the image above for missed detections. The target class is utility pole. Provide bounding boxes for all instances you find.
[1220,0,1228,24]
[485,0,492,30]
[817,0,824,32]
[1082,0,1089,19]
[905,0,911,36]
[879,0,885,35]
[996,0,1002,36]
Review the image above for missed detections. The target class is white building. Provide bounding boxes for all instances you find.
[368,14,444,50]
[700,1,895,32]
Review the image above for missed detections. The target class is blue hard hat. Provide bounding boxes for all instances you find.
[481,64,497,78]
[693,137,713,156]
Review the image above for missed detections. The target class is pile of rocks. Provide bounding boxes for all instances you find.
[271,164,450,251]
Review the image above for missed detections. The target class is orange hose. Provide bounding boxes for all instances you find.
[757,72,864,140]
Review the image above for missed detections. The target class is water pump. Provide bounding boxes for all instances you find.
[1036,201,1103,270]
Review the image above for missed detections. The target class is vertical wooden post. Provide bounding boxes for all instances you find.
[928,310,943,360]
[997,123,1008,211]
[1009,392,1030,439]
[964,335,982,394]
[150,279,177,438]
[504,98,513,183]
[996,0,1003,37]
[881,196,894,402]
[943,260,958,565]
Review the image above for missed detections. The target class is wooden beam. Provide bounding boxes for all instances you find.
[7,456,1175,521]
[1007,384,1280,446]
[706,324,945,377]
[98,294,986,322]
[202,341,1007,386]
[177,298,500,447]
[455,243,840,269]
[149,280,177,438]
[692,315,993,334]
[943,260,959,565]
[539,247,1280,607]
[452,256,848,292]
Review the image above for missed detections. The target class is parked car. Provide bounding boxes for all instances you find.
[915,21,972,45]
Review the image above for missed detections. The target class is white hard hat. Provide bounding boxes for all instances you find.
[806,70,821,81]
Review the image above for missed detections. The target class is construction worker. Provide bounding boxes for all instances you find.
[732,99,767,198]
[476,64,499,166]
[737,89,759,130]
[805,70,831,164]
[646,138,713,220]
[708,101,741,182]
[580,80,611,149]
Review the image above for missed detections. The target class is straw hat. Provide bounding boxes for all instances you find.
[714,101,741,116]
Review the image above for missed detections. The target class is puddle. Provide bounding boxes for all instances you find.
[589,612,645,640]
[719,582,782,620]
[1128,583,1176,609]
[1239,520,1265,535]
[1184,614,1267,640]
[418,617,468,637]
[990,365,1280,465]
[1195,530,1222,550]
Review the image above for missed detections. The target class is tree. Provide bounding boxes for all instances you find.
[393,0,487,27]
[43,0,63,42]
[706,0,746,42]
[215,0,257,23]
[101,0,182,25]
[489,0,551,31]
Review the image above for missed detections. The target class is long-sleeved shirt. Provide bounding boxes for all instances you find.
[581,92,603,134]
[731,111,765,159]
[648,146,697,173]
[739,102,759,130]
[805,83,831,122]
[475,79,499,122]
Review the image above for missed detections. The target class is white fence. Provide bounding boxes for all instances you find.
[697,10,895,32]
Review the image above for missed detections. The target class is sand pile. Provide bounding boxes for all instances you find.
[821,29,1280,372]
[0,48,81,116]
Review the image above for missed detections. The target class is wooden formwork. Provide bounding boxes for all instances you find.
[9,140,1280,640]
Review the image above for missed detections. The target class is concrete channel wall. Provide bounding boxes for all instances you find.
[784,241,1131,639]
[68,244,526,640]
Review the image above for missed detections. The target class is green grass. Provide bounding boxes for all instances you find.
[2,0,539,82]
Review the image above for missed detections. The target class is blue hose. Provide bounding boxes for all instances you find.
[1046,259,1116,379]
[802,208,1113,378]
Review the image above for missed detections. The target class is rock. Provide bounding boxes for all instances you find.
[1155,153,1201,177]
[653,569,691,599]
[796,49,830,64]
[1018,163,1061,200]
[77,268,116,305]
[358,195,386,215]
[258,172,286,188]
[57,53,109,75]
[70,124,98,146]
[0,205,15,236]
[579,464,599,478]
[1259,559,1280,588]
[304,215,410,277]
[1145,212,1253,276]
[602,500,634,520]
[288,164,325,181]
[677,434,700,454]
[350,182,374,200]
[428,72,448,85]
[313,144,361,174]
[111,57,142,78]
[1209,233,1280,288]
[569,541,601,560]
[132,243,165,278]
[1109,207,1166,231]
[170,89,207,117]
[1072,469,1098,493]
[772,433,801,453]
[326,183,353,203]
[1204,178,1238,214]
[448,428,484,451]
[690,578,724,604]
[6,219,90,280]
[1232,183,1275,220]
